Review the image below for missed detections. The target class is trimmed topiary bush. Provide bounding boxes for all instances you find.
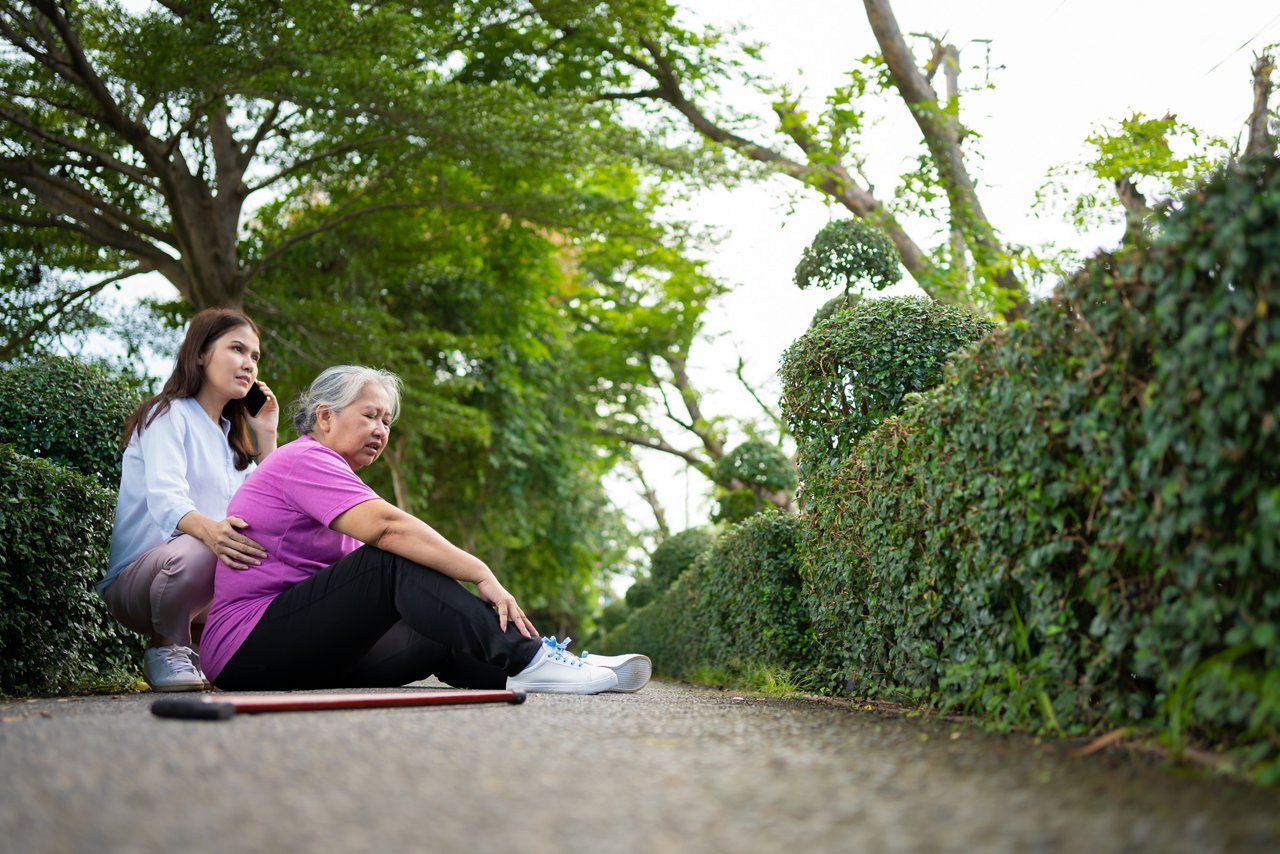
[711,440,798,524]
[624,576,656,610]
[796,155,1280,779]
[779,295,994,475]
[602,569,709,680]
[649,526,715,591]
[793,218,902,294]
[712,440,797,492]
[0,445,143,695]
[0,356,143,485]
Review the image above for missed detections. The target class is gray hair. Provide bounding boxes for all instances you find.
[291,365,403,435]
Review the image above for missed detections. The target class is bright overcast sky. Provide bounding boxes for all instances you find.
[633,0,1280,530]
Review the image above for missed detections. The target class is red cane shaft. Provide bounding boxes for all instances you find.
[152,688,525,720]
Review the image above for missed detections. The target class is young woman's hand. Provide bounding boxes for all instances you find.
[245,380,280,460]
[475,576,537,638]
[206,516,267,570]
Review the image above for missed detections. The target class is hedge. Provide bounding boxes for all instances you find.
[649,526,715,591]
[780,295,994,477]
[0,356,143,485]
[0,445,143,695]
[796,155,1280,779]
[603,512,811,683]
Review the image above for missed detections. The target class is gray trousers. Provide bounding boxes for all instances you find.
[100,534,215,649]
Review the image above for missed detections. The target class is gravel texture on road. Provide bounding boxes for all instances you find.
[2,680,1277,853]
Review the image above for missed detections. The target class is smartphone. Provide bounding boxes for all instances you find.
[243,382,268,417]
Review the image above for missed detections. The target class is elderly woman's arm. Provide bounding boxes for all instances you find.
[331,498,536,638]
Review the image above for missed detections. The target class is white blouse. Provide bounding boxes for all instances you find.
[99,397,254,593]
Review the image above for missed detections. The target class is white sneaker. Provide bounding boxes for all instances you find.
[543,636,652,693]
[143,645,206,692]
[507,646,618,694]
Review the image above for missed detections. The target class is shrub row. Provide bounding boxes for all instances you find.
[0,444,143,695]
[798,156,1280,776]
[602,511,811,682]
[0,356,142,485]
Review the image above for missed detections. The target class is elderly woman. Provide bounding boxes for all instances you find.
[198,366,641,694]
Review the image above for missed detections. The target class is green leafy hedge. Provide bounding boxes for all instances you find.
[0,356,142,485]
[797,156,1280,779]
[0,445,143,695]
[603,512,811,683]
[779,296,994,478]
[649,526,715,590]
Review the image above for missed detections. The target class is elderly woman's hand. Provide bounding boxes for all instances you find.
[475,576,537,638]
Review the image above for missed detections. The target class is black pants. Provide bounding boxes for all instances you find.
[215,545,542,691]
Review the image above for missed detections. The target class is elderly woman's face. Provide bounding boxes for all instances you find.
[314,382,393,470]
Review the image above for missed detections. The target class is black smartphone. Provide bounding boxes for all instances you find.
[243,382,268,417]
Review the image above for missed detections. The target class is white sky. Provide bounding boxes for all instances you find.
[626,0,1280,534]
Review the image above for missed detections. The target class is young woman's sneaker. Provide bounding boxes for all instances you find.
[507,646,618,694]
[143,645,206,692]
[542,636,652,693]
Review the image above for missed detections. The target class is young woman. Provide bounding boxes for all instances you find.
[200,366,648,695]
[98,308,279,692]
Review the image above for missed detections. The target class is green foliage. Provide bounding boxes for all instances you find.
[712,440,797,492]
[649,526,716,590]
[712,488,765,525]
[779,296,994,477]
[0,356,143,485]
[793,219,902,294]
[710,440,798,524]
[625,577,656,610]
[0,445,143,696]
[797,156,1280,779]
[1037,112,1230,235]
[603,511,812,684]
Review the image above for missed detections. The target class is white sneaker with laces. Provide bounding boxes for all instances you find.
[507,646,618,694]
[543,636,652,693]
[143,645,206,692]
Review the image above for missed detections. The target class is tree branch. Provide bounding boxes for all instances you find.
[245,134,401,192]
[663,353,724,461]
[599,426,710,473]
[734,355,787,440]
[1246,52,1276,158]
[863,0,1026,316]
[613,34,940,299]
[628,458,670,538]
[0,103,157,188]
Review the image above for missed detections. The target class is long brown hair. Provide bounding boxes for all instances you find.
[121,308,262,470]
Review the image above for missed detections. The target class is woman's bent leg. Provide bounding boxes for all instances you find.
[216,546,540,690]
[101,535,216,649]
[341,622,508,689]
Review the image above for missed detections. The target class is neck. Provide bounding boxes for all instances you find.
[194,386,231,424]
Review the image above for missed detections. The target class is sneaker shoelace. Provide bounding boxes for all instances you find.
[160,646,201,676]
[543,635,591,663]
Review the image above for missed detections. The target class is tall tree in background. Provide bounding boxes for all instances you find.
[0,0,659,338]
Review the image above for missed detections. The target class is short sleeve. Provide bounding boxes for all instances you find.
[283,443,380,527]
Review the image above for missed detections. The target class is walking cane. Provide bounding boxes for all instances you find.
[152,688,526,720]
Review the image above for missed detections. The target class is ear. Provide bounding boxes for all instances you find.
[315,404,333,433]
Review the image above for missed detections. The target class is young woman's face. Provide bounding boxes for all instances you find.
[198,324,260,402]
[314,382,393,471]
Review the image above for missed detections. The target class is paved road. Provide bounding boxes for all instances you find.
[2,679,1277,853]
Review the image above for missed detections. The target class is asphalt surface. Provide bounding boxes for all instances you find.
[2,679,1277,853]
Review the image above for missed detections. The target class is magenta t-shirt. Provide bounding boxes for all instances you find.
[199,435,378,680]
